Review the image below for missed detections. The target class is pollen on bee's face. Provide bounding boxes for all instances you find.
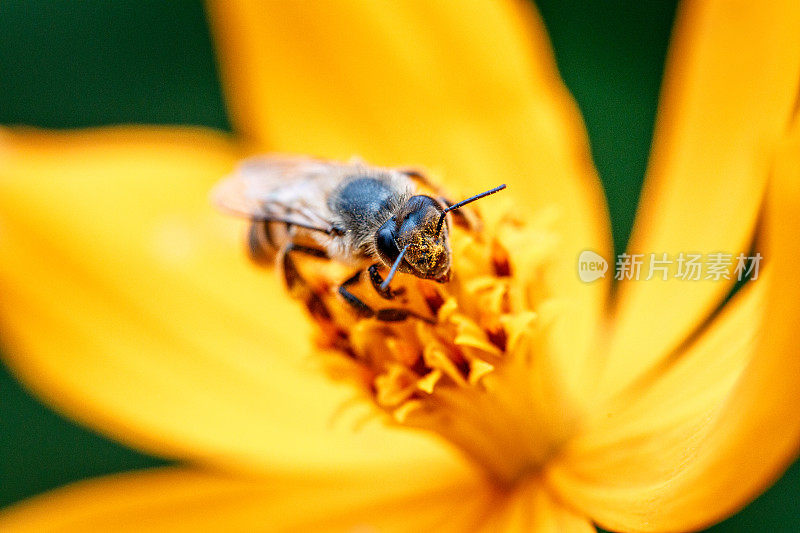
[284,208,578,486]
[403,239,445,274]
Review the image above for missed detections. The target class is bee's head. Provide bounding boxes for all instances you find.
[374,184,505,292]
[375,195,451,283]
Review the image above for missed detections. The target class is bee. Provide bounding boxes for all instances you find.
[212,155,506,323]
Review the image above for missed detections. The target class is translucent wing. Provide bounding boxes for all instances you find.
[212,155,360,233]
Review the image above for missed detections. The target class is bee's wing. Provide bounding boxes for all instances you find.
[212,155,358,232]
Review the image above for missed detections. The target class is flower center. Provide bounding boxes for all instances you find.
[288,208,580,486]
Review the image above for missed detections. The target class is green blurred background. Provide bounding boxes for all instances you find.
[0,1,797,530]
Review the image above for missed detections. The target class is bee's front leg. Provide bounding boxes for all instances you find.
[368,263,405,300]
[338,271,433,324]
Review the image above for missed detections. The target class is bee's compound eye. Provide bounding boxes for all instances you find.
[376,218,400,263]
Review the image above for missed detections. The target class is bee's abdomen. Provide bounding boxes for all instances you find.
[247,219,286,263]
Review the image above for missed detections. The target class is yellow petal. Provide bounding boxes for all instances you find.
[568,274,764,468]
[208,0,612,404]
[546,114,800,531]
[0,127,458,474]
[476,480,595,533]
[547,277,763,528]
[599,1,800,397]
[0,463,491,532]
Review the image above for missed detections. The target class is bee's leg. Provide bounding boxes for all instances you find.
[400,169,473,230]
[337,271,373,318]
[399,168,429,183]
[368,263,405,300]
[280,242,329,293]
[338,271,434,324]
[279,242,336,323]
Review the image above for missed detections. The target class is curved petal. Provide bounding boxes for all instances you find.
[599,0,800,397]
[547,275,763,529]
[208,0,612,405]
[0,127,459,474]
[546,115,800,531]
[0,463,490,532]
[476,480,595,533]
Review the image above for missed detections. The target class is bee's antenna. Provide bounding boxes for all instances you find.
[436,184,507,234]
[380,244,410,292]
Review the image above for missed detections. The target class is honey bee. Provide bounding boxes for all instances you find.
[212,155,505,323]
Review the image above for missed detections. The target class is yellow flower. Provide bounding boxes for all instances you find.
[1,1,799,531]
